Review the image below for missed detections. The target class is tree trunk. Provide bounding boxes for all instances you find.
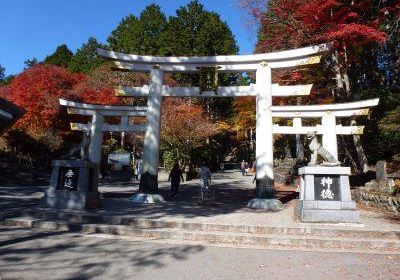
[332,50,345,100]
[351,119,370,172]
[333,48,370,173]
[295,97,304,163]
[339,136,360,172]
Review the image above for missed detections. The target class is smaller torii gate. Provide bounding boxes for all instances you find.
[59,99,147,164]
[272,98,380,159]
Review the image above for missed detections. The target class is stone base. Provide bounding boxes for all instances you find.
[42,192,101,211]
[296,200,360,223]
[130,193,165,204]
[247,198,283,210]
[41,160,101,211]
[255,178,275,198]
[139,172,158,193]
[296,166,360,223]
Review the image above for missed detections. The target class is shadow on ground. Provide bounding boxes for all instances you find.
[0,226,205,279]
[1,170,298,220]
[97,170,298,219]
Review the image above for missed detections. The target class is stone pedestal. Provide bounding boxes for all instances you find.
[296,166,360,223]
[41,160,101,210]
[247,178,283,210]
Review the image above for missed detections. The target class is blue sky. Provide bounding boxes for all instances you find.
[0,0,257,76]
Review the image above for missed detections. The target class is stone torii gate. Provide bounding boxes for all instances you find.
[271,98,380,160]
[59,99,147,164]
[97,44,330,209]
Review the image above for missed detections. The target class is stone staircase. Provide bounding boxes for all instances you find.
[3,209,400,254]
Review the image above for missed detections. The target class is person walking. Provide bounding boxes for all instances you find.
[240,160,245,176]
[168,162,184,197]
[137,159,143,181]
[199,161,212,190]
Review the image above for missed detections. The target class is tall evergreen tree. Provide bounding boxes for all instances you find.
[159,1,238,56]
[44,44,73,68]
[107,4,167,55]
[69,37,105,74]
[107,14,141,53]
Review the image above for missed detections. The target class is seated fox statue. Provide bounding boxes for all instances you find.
[307,131,340,166]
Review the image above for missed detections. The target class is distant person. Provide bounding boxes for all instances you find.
[137,159,143,181]
[251,160,256,173]
[220,163,224,172]
[132,159,138,180]
[168,162,184,197]
[245,162,250,176]
[199,162,212,191]
[240,160,246,176]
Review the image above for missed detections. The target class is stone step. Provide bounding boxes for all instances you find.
[4,217,400,254]
[19,209,400,240]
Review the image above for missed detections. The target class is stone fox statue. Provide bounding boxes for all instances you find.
[307,131,340,166]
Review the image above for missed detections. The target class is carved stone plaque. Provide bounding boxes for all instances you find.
[314,175,340,201]
[57,167,79,191]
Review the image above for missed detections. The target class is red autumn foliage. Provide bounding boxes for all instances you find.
[251,0,391,52]
[0,64,119,137]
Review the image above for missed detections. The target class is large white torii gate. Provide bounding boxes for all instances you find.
[96,44,377,209]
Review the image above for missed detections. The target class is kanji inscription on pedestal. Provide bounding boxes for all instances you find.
[314,175,340,201]
[57,167,79,191]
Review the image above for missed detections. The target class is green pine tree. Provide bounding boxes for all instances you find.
[69,37,105,74]
[107,4,167,55]
[44,44,73,67]
[159,1,238,56]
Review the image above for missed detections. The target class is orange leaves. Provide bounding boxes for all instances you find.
[231,97,256,132]
[161,98,217,155]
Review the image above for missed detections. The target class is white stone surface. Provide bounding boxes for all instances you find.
[118,84,313,97]
[299,166,351,175]
[70,123,146,132]
[130,193,165,204]
[255,65,274,180]
[247,198,284,210]
[142,68,164,176]
[272,124,365,135]
[322,115,338,160]
[98,44,329,72]
[88,112,104,164]
[60,98,147,113]
[97,44,329,65]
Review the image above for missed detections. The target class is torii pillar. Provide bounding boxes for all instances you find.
[136,67,165,202]
[247,62,283,210]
